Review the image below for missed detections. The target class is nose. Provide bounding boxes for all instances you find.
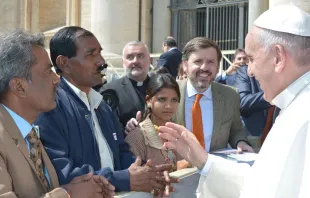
[97,53,105,66]
[165,102,172,109]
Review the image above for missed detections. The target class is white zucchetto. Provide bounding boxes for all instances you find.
[254,4,310,36]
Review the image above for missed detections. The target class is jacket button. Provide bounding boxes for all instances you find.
[85,115,89,119]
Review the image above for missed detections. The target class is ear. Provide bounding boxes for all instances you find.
[183,60,188,73]
[8,77,28,99]
[56,55,70,74]
[272,45,286,73]
[145,95,150,102]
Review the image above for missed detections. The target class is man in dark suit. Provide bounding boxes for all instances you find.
[215,49,248,86]
[101,41,151,132]
[157,36,182,78]
[234,65,275,138]
[35,27,174,194]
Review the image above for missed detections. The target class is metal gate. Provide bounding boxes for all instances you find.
[170,0,248,70]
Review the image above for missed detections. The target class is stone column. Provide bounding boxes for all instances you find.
[140,0,152,51]
[248,0,269,31]
[269,0,310,13]
[66,0,81,26]
[152,0,171,53]
[90,0,140,54]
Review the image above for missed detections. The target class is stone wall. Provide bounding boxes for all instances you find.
[0,0,24,32]
[39,0,66,31]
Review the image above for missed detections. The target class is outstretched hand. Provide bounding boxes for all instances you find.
[158,122,208,169]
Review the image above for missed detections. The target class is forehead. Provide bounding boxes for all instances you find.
[155,88,178,96]
[235,52,247,58]
[188,47,218,60]
[124,44,148,55]
[32,46,50,65]
[245,28,259,53]
[75,36,101,52]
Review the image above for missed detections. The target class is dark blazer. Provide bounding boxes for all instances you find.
[234,65,271,136]
[157,48,182,78]
[35,78,135,192]
[101,76,145,127]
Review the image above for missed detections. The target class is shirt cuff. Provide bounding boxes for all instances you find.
[198,154,216,176]
[221,72,227,80]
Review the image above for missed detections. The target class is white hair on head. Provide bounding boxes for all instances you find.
[122,41,150,58]
[256,27,310,66]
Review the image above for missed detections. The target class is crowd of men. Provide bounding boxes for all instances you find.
[0,3,309,198]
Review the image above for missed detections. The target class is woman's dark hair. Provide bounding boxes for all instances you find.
[142,67,181,121]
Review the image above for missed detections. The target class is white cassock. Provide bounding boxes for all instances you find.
[197,71,310,198]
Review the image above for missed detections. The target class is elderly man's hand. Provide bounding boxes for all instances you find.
[158,122,208,169]
[237,141,254,153]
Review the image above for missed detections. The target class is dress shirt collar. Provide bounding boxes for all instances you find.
[168,47,177,52]
[186,80,212,99]
[272,71,310,110]
[2,104,32,138]
[63,78,102,110]
[129,75,150,87]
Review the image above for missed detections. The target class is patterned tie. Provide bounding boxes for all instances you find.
[192,94,205,148]
[26,128,49,189]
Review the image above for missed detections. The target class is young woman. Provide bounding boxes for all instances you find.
[125,68,190,171]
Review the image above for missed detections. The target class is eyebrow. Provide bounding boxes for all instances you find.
[85,47,102,54]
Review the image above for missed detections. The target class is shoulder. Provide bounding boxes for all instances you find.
[102,76,125,91]
[236,65,248,76]
[212,82,239,98]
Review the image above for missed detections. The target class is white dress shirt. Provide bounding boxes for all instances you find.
[197,71,310,198]
[185,80,214,152]
[63,78,114,171]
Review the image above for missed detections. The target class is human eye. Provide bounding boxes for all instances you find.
[172,98,179,102]
[137,54,144,59]
[126,55,134,60]
[194,59,203,64]
[158,97,166,102]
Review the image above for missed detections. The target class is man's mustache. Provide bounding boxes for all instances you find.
[97,64,108,72]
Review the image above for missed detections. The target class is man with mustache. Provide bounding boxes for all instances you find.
[174,37,253,152]
[101,41,151,133]
[35,27,175,195]
[0,29,115,198]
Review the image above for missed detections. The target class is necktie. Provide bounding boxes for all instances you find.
[26,128,49,189]
[192,94,205,148]
[261,106,275,144]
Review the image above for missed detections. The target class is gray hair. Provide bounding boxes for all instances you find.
[122,41,150,58]
[0,29,45,97]
[256,28,310,66]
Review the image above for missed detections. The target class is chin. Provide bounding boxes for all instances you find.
[45,102,57,112]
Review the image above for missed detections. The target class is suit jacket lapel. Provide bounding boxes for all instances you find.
[41,146,59,189]
[175,80,186,126]
[122,76,144,111]
[0,105,49,192]
[210,83,224,151]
